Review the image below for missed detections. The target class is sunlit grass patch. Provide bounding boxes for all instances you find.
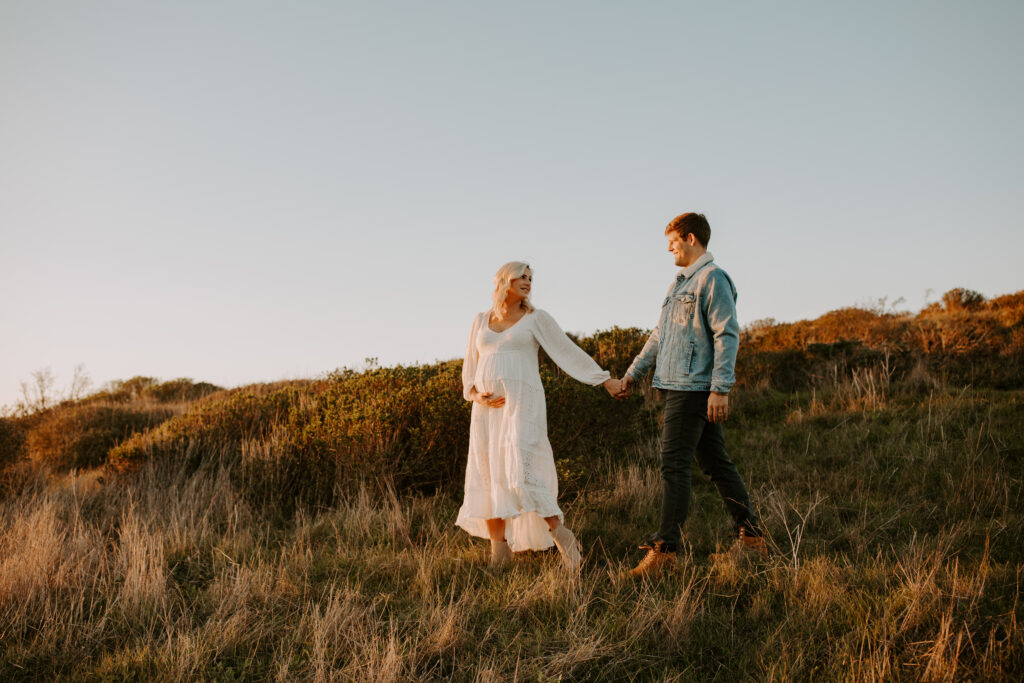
[1,383,1022,680]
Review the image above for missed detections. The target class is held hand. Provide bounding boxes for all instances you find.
[603,377,622,398]
[707,391,729,423]
[471,389,505,408]
[617,375,634,400]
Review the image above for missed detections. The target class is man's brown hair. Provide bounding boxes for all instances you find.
[665,212,711,248]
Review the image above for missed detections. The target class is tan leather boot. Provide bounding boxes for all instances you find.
[489,539,513,568]
[550,525,581,571]
[709,527,769,563]
[738,528,769,557]
[627,544,677,578]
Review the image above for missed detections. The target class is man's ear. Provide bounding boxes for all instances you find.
[685,232,698,246]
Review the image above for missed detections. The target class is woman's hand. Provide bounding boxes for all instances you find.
[471,388,505,408]
[605,376,632,401]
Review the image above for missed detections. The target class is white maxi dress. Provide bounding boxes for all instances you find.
[456,309,610,552]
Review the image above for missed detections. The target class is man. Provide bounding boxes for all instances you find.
[618,212,766,576]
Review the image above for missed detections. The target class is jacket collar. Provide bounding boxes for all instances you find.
[676,251,714,280]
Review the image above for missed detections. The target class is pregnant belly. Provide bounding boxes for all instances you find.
[474,377,506,398]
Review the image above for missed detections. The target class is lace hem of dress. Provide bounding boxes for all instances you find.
[455,488,564,552]
[457,484,562,521]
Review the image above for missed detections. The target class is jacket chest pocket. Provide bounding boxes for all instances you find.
[666,293,697,325]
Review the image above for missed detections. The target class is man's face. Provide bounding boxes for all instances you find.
[666,231,695,267]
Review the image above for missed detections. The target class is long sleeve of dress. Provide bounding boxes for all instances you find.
[530,309,611,386]
[462,312,483,400]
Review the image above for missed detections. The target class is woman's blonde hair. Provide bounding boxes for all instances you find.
[492,261,535,321]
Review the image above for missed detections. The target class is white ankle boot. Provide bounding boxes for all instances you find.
[489,539,513,567]
[550,525,581,571]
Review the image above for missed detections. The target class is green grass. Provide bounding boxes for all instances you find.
[1,381,1021,681]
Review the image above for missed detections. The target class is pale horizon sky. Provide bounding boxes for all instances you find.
[2,1,1022,409]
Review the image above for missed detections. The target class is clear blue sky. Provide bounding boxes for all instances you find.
[2,1,1021,408]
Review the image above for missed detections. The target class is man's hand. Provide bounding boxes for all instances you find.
[603,377,622,398]
[616,375,634,400]
[471,388,505,408]
[707,391,729,423]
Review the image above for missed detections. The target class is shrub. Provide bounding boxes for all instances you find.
[985,294,1024,330]
[26,403,177,470]
[143,378,222,403]
[107,357,656,513]
[737,289,1024,389]
[569,326,650,377]
[108,369,470,511]
[88,376,223,405]
[0,416,26,469]
[735,349,810,392]
[541,365,657,487]
[942,287,985,312]
[284,363,472,505]
[108,382,303,473]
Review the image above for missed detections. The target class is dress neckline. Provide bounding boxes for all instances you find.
[487,311,529,334]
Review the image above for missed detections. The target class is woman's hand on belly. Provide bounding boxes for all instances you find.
[469,386,505,408]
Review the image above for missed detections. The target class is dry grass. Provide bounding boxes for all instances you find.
[1,382,1022,681]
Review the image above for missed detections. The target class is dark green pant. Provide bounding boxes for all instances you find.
[650,390,759,551]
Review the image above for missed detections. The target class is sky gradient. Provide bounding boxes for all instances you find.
[2,1,1022,409]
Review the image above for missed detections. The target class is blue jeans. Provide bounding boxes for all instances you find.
[650,390,760,551]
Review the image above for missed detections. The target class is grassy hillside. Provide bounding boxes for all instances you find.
[1,289,1022,680]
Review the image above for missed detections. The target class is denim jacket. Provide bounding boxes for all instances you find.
[625,252,739,393]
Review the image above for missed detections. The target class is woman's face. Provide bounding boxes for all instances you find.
[509,269,532,300]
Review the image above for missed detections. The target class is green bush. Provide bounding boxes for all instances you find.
[107,357,656,513]
[542,366,657,487]
[26,403,177,470]
[569,326,650,377]
[108,382,303,473]
[284,363,471,504]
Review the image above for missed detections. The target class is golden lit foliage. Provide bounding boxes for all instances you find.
[26,402,176,470]
[745,288,1024,356]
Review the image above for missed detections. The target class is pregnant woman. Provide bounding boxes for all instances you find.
[456,261,622,570]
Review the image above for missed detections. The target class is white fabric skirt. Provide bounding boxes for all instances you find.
[455,379,562,552]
